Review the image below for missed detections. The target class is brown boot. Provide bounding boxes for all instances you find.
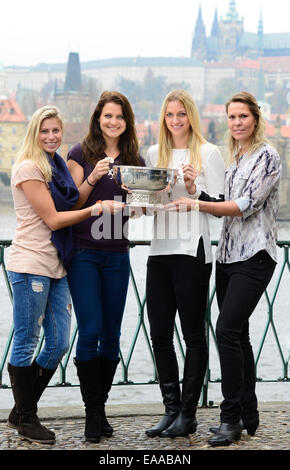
[7,359,56,440]
[7,363,55,444]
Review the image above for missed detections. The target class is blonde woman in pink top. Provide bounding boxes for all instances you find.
[6,105,123,445]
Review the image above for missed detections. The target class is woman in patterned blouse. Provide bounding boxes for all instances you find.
[166,91,281,447]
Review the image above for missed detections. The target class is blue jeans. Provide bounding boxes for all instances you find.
[67,249,130,361]
[8,272,72,369]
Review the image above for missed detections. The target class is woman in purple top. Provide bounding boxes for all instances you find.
[66,91,144,443]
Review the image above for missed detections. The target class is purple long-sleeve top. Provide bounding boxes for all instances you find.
[67,143,145,253]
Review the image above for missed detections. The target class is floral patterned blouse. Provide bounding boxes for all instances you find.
[215,143,281,264]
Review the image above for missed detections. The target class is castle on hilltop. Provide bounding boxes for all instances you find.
[191,0,290,61]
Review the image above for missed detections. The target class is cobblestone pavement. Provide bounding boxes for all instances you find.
[0,406,289,452]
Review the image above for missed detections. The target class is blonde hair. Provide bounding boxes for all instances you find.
[226,91,270,161]
[14,106,64,182]
[157,90,206,172]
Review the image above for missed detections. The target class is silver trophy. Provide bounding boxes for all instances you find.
[112,165,177,207]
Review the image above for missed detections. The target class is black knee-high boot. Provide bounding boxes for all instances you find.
[98,356,120,437]
[7,360,56,437]
[145,350,181,437]
[160,347,208,438]
[7,363,55,444]
[74,357,103,443]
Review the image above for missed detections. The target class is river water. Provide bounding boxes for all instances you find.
[0,201,289,409]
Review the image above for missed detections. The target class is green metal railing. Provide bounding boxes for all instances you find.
[0,240,289,407]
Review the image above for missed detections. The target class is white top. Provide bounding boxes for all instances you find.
[146,143,225,263]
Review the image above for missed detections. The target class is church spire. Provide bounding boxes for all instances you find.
[191,4,207,60]
[257,7,264,54]
[226,0,239,21]
[258,8,264,36]
[197,4,202,20]
[211,6,219,37]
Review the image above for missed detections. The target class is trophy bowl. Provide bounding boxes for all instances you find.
[112,165,177,207]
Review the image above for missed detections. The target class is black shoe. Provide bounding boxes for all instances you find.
[146,411,179,437]
[160,410,197,438]
[98,356,120,437]
[242,415,259,436]
[75,356,119,441]
[145,382,181,437]
[74,357,103,442]
[209,417,259,436]
[101,410,113,437]
[160,347,207,438]
[208,422,242,447]
[84,409,102,443]
[209,418,243,435]
[145,350,181,438]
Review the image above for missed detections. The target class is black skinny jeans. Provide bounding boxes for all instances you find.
[146,239,212,357]
[215,250,276,424]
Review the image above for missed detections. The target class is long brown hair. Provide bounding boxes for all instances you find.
[82,91,140,165]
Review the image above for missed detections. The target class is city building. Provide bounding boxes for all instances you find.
[54,52,92,123]
[0,62,7,97]
[4,2,290,106]
[1,1,289,215]
[0,98,27,183]
[191,1,290,61]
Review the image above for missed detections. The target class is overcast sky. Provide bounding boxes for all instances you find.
[1,0,289,67]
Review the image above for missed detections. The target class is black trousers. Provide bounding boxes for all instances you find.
[215,251,276,424]
[146,239,212,355]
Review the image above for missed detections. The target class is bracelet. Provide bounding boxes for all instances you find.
[86,176,95,187]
